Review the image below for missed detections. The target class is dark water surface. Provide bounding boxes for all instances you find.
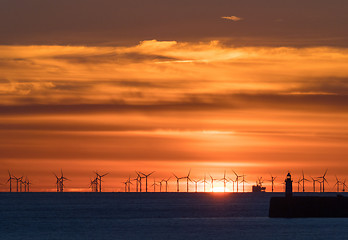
[1,192,348,239]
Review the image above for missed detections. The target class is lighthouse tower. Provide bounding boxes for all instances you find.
[285,172,293,198]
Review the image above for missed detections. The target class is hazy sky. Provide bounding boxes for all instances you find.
[0,0,347,192]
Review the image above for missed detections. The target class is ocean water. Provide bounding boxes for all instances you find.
[1,192,348,240]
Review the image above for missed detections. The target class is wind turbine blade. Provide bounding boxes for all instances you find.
[233,170,238,177]
[323,169,328,177]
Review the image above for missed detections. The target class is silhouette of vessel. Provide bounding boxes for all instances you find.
[252,185,266,192]
[252,177,266,192]
[269,172,348,218]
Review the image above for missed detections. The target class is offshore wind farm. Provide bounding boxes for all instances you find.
[3,169,347,193]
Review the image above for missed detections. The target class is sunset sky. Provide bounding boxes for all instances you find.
[1,0,347,192]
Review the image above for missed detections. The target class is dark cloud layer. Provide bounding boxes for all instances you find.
[1,0,348,46]
[0,93,347,116]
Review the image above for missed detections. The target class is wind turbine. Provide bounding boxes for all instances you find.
[139,172,154,193]
[317,169,328,193]
[136,172,144,192]
[26,179,31,192]
[54,173,61,192]
[20,178,26,192]
[241,174,247,192]
[159,177,170,192]
[229,178,235,192]
[22,177,29,192]
[126,176,132,192]
[7,171,15,192]
[164,177,171,192]
[318,179,323,192]
[311,177,317,192]
[14,176,23,192]
[220,170,229,193]
[133,175,140,192]
[209,174,217,192]
[333,176,341,192]
[233,170,242,192]
[299,171,310,192]
[295,177,301,192]
[159,179,164,192]
[192,179,200,192]
[151,179,159,192]
[89,178,98,192]
[342,179,347,192]
[173,173,184,192]
[185,169,191,192]
[60,170,69,192]
[122,181,128,192]
[269,174,277,192]
[95,172,108,193]
[202,173,208,192]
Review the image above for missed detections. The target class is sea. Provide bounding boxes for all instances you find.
[1,192,348,240]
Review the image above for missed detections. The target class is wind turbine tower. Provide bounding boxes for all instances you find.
[221,171,229,193]
[192,179,200,192]
[311,177,317,192]
[173,173,184,192]
[14,176,22,192]
[334,176,341,192]
[7,171,15,192]
[202,174,208,192]
[95,172,108,193]
[299,171,309,192]
[185,169,191,192]
[269,175,277,192]
[317,169,328,193]
[241,174,247,192]
[140,171,154,192]
[233,170,242,192]
[210,174,217,192]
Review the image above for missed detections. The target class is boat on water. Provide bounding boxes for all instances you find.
[252,177,266,192]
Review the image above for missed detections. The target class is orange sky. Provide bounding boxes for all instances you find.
[0,1,347,192]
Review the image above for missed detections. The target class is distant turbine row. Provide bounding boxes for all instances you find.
[4,169,347,193]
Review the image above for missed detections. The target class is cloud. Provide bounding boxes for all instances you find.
[1,42,348,106]
[221,16,243,22]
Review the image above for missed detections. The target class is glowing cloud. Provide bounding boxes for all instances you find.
[221,16,243,21]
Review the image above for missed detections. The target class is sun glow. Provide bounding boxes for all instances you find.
[212,186,225,193]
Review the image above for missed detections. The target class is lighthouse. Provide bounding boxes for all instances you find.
[285,172,293,198]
